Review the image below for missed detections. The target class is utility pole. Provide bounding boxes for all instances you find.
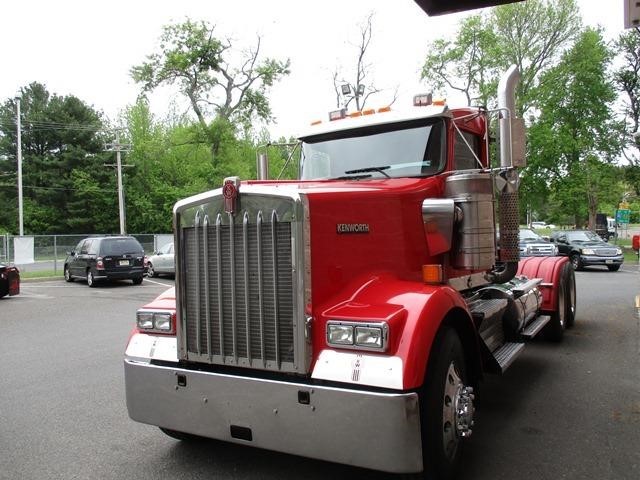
[15,97,23,236]
[104,130,132,235]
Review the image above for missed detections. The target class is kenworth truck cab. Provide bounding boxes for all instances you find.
[124,67,576,479]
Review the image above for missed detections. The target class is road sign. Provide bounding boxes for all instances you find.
[616,209,631,224]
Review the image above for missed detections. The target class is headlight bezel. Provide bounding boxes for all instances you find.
[136,309,176,334]
[326,321,389,352]
[582,248,596,255]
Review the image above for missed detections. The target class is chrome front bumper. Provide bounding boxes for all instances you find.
[124,357,423,473]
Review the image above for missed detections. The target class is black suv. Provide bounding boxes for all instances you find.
[550,230,623,271]
[64,236,145,287]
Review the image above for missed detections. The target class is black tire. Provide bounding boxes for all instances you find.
[147,262,155,278]
[545,262,573,342]
[564,263,577,329]
[419,327,473,480]
[64,266,73,283]
[607,264,621,272]
[570,253,583,271]
[159,427,203,442]
[132,276,143,285]
[87,270,97,288]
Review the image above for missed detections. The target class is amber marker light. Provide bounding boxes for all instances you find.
[432,98,447,106]
[422,264,444,284]
[377,106,391,113]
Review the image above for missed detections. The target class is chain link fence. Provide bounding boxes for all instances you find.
[1,234,172,275]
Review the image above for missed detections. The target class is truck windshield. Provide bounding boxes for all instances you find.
[299,118,446,180]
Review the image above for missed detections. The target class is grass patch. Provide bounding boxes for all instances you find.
[20,270,63,279]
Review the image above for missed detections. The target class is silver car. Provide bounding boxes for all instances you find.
[146,242,175,277]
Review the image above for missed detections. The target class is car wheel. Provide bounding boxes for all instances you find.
[607,265,621,272]
[64,266,73,283]
[147,262,155,278]
[570,253,583,271]
[87,270,97,288]
[419,327,472,480]
[132,277,143,285]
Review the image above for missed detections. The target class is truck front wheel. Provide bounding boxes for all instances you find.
[159,427,204,442]
[419,327,473,480]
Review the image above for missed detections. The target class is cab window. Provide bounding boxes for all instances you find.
[454,130,481,170]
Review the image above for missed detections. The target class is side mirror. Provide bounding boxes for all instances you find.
[67,250,75,256]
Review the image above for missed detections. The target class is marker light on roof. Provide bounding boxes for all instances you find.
[329,108,347,121]
[433,98,447,106]
[413,93,433,106]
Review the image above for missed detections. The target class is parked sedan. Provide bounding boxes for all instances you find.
[550,230,623,271]
[146,242,175,277]
[0,263,20,298]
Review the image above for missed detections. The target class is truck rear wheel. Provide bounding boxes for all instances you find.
[546,262,575,341]
[419,327,473,480]
[564,263,576,328]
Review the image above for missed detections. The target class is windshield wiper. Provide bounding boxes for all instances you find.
[332,174,373,180]
[343,165,391,178]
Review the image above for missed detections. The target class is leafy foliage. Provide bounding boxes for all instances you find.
[0,83,116,234]
[131,19,290,161]
[526,28,623,227]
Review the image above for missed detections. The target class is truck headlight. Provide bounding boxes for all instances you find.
[327,324,354,345]
[136,312,154,329]
[327,321,388,351]
[136,310,175,334]
[582,248,595,255]
[355,326,384,348]
[154,313,172,331]
[616,248,622,255]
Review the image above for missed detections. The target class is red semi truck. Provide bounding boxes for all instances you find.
[124,66,576,479]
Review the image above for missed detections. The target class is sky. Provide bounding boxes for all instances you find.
[0,0,627,139]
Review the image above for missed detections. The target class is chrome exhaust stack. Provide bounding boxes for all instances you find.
[488,66,523,284]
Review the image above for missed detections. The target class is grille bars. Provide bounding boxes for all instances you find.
[188,208,284,367]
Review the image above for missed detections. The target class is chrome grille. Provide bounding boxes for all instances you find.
[595,248,618,256]
[526,244,555,256]
[180,207,297,372]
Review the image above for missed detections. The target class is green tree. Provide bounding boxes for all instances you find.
[421,15,499,106]
[492,0,581,115]
[613,27,640,195]
[526,28,623,228]
[0,83,115,234]
[131,19,290,162]
[421,0,580,114]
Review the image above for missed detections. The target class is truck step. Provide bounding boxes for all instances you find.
[521,315,551,339]
[492,342,525,373]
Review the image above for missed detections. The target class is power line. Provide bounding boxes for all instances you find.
[0,184,117,193]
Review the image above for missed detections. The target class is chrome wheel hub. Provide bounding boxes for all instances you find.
[442,363,474,458]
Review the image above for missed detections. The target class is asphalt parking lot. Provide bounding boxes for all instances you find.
[1,268,639,480]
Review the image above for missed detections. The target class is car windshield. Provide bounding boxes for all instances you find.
[101,238,143,255]
[520,229,544,242]
[565,231,600,243]
[299,118,446,180]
